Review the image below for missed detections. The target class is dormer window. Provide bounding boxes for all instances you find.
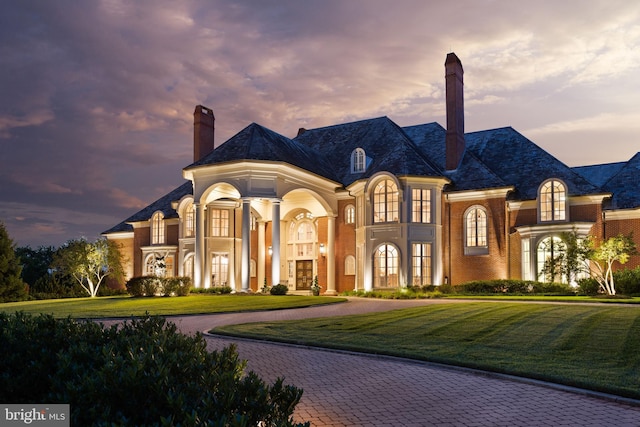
[351,148,366,173]
[539,179,567,222]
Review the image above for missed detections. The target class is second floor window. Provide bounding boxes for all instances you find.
[540,179,566,222]
[211,209,229,237]
[184,204,195,237]
[345,205,355,224]
[412,188,431,223]
[373,179,399,223]
[151,212,165,245]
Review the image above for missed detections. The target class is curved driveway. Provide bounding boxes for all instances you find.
[169,298,640,426]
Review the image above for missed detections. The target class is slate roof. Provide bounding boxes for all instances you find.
[572,161,626,187]
[463,127,600,200]
[104,117,635,236]
[102,181,193,234]
[600,153,640,209]
[295,117,442,186]
[185,123,339,183]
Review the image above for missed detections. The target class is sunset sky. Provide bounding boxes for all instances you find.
[2,0,640,247]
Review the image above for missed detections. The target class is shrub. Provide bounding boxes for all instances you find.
[162,276,192,296]
[452,279,574,295]
[577,277,600,296]
[614,267,640,296]
[190,286,233,295]
[270,284,288,295]
[0,313,308,427]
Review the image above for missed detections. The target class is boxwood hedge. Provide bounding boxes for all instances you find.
[0,312,307,426]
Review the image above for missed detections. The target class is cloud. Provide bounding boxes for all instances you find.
[2,0,640,246]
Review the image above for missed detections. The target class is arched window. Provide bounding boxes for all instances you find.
[373,244,399,288]
[184,203,195,237]
[537,236,566,283]
[540,179,567,222]
[351,148,366,173]
[373,179,399,223]
[345,204,355,224]
[464,206,488,255]
[345,255,356,275]
[151,212,165,245]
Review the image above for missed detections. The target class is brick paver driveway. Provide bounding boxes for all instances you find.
[169,298,640,427]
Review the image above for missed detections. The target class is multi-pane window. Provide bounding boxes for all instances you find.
[540,179,566,222]
[465,207,487,248]
[373,244,398,288]
[345,205,355,224]
[373,179,399,223]
[211,209,229,237]
[211,253,229,287]
[412,188,431,223]
[184,204,195,237]
[345,255,356,275]
[151,212,165,244]
[351,148,366,173]
[412,243,432,286]
[537,236,565,283]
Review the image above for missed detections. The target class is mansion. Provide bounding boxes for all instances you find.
[104,53,640,294]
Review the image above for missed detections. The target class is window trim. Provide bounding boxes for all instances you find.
[151,211,165,245]
[372,178,399,223]
[351,148,366,173]
[538,179,568,223]
[463,205,488,255]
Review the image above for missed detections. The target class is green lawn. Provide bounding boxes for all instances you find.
[0,294,344,318]
[214,302,640,399]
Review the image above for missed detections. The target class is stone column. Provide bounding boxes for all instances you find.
[258,221,266,290]
[241,199,251,292]
[194,202,205,288]
[271,200,281,286]
[326,215,337,295]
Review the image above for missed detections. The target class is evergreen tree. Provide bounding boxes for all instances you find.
[0,222,27,302]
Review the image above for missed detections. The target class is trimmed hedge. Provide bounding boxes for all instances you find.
[0,312,307,426]
[270,284,288,295]
[451,279,574,295]
[126,276,191,297]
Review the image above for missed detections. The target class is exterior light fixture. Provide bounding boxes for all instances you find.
[319,243,326,257]
[268,246,272,256]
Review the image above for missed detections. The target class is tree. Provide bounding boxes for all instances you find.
[540,230,591,285]
[586,233,637,296]
[16,245,56,288]
[0,221,27,302]
[52,237,125,297]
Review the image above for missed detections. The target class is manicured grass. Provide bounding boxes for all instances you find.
[214,302,640,399]
[0,294,344,318]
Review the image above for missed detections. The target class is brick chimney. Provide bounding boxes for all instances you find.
[193,105,215,162]
[445,53,465,170]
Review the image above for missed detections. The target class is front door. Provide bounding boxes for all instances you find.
[296,260,313,290]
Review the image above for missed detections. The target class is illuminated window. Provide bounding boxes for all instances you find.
[465,206,488,254]
[151,212,165,245]
[412,188,431,223]
[345,255,355,275]
[373,179,399,223]
[250,214,257,231]
[351,148,366,173]
[183,255,194,281]
[345,204,355,224]
[211,209,229,237]
[540,179,566,222]
[184,203,195,237]
[373,244,398,288]
[412,243,432,286]
[211,253,229,287]
[537,236,565,283]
